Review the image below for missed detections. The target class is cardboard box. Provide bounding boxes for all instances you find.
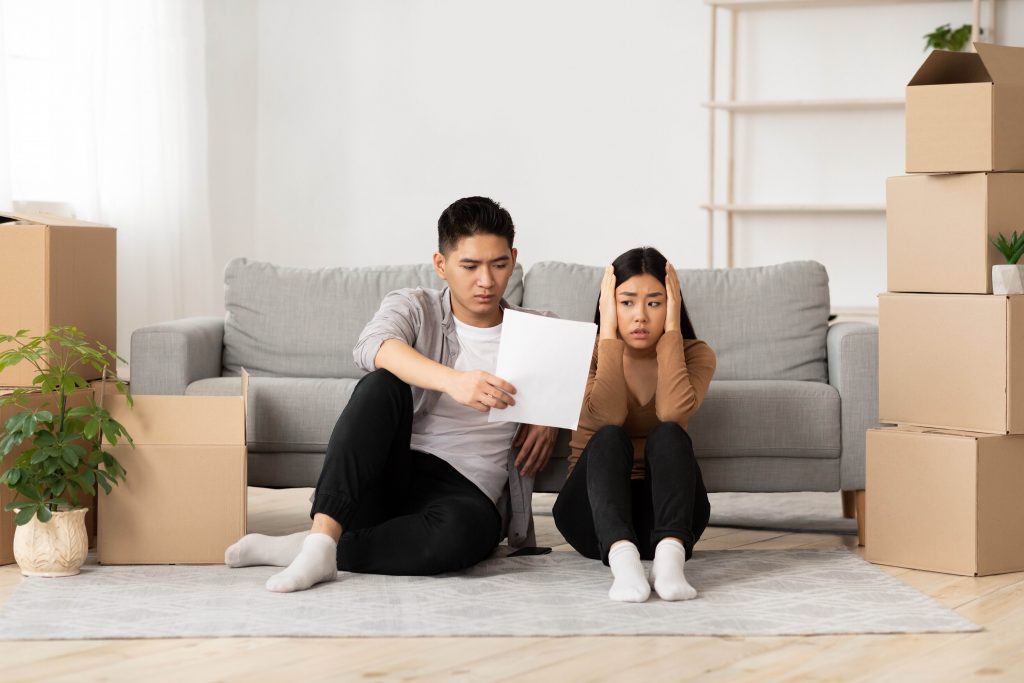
[0,388,96,565]
[906,42,1024,173]
[886,173,1024,294]
[866,426,1024,576]
[97,373,247,565]
[0,211,117,387]
[879,293,1024,434]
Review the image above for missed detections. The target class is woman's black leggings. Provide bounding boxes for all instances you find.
[311,369,502,576]
[552,422,710,565]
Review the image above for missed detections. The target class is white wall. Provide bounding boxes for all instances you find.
[205,0,1024,314]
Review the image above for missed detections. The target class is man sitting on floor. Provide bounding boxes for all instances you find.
[225,196,558,592]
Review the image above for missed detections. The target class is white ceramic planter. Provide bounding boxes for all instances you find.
[12,508,89,577]
[992,264,1024,295]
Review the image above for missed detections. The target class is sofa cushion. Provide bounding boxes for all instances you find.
[522,260,830,382]
[186,376,359,453]
[685,379,840,459]
[222,258,525,379]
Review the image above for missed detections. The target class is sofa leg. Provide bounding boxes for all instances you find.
[841,490,856,519]
[855,490,866,547]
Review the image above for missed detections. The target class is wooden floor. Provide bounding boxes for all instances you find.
[1,487,1023,682]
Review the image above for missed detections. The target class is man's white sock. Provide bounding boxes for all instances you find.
[650,538,697,601]
[265,532,338,593]
[225,532,309,568]
[607,542,650,603]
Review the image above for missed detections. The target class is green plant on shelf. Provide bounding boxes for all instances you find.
[0,326,133,525]
[991,231,1024,265]
[923,23,981,52]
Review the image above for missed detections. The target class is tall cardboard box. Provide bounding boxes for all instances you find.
[97,374,247,565]
[879,293,1024,434]
[866,427,1024,576]
[0,211,117,387]
[886,173,1024,294]
[0,388,96,565]
[906,42,1024,173]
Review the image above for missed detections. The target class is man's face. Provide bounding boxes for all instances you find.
[433,234,517,326]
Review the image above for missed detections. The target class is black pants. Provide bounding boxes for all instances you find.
[552,423,710,565]
[311,369,502,575]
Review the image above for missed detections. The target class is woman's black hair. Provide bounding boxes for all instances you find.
[594,246,697,339]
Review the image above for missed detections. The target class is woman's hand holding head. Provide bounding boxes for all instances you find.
[664,262,681,333]
[599,265,619,340]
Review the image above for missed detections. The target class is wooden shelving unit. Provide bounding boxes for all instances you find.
[703,0,995,270]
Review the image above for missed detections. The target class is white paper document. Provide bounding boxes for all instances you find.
[488,309,597,431]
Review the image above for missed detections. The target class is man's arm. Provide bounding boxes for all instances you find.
[375,339,517,413]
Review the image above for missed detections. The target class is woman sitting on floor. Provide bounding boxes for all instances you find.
[552,246,716,602]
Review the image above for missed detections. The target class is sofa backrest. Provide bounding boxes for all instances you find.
[222,258,525,379]
[522,260,830,382]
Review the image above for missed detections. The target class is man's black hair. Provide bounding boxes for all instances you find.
[437,196,515,255]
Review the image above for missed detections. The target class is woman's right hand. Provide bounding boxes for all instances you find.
[599,265,618,340]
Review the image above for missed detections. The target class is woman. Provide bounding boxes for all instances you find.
[552,247,716,602]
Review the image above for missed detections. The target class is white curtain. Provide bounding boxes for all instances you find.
[0,0,217,374]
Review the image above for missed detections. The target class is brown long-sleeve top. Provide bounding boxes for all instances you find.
[569,330,717,480]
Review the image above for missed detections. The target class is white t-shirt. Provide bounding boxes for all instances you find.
[409,317,518,504]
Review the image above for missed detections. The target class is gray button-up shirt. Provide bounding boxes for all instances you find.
[353,285,557,549]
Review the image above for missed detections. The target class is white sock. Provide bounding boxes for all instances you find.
[265,532,338,593]
[225,532,310,568]
[651,538,697,601]
[607,542,650,603]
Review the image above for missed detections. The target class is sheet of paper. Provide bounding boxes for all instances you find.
[488,309,597,431]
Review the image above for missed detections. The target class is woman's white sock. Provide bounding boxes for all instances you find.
[265,532,338,593]
[225,531,310,568]
[651,538,697,601]
[607,542,650,602]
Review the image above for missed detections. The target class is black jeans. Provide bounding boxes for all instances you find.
[552,422,710,565]
[311,369,502,575]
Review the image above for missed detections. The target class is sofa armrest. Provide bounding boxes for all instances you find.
[827,322,880,491]
[129,317,225,395]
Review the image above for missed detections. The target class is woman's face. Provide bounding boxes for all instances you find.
[615,273,666,351]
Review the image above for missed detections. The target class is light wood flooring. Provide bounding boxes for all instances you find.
[1,487,1022,682]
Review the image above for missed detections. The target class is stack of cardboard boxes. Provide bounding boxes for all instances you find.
[867,43,1024,577]
[0,212,246,567]
[0,211,117,564]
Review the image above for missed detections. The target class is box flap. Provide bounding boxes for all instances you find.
[975,42,1024,87]
[0,210,111,229]
[103,394,245,446]
[908,49,991,86]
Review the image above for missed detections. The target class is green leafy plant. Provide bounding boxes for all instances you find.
[0,326,133,525]
[991,231,1024,265]
[924,23,981,52]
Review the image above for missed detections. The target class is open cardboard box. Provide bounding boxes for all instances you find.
[879,293,1024,434]
[866,426,1024,576]
[97,372,248,565]
[906,42,1024,173]
[886,172,1024,294]
[0,387,96,565]
[0,211,117,387]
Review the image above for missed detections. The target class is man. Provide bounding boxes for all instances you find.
[226,196,558,592]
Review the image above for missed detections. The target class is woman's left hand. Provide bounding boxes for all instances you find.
[665,262,681,333]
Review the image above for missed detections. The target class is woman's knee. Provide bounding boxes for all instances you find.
[586,425,633,464]
[646,421,693,452]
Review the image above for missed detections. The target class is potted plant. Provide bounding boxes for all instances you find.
[0,326,132,577]
[991,231,1024,295]
[923,23,980,52]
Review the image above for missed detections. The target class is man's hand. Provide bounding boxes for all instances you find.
[665,261,681,334]
[445,369,517,413]
[513,424,557,477]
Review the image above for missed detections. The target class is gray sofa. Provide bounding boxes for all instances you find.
[130,257,879,497]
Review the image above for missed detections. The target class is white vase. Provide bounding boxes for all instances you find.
[12,507,89,577]
[992,264,1024,295]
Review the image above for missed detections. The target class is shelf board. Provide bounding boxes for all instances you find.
[706,0,966,10]
[704,98,904,112]
[702,203,886,214]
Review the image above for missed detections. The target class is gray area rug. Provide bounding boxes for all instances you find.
[0,549,977,639]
